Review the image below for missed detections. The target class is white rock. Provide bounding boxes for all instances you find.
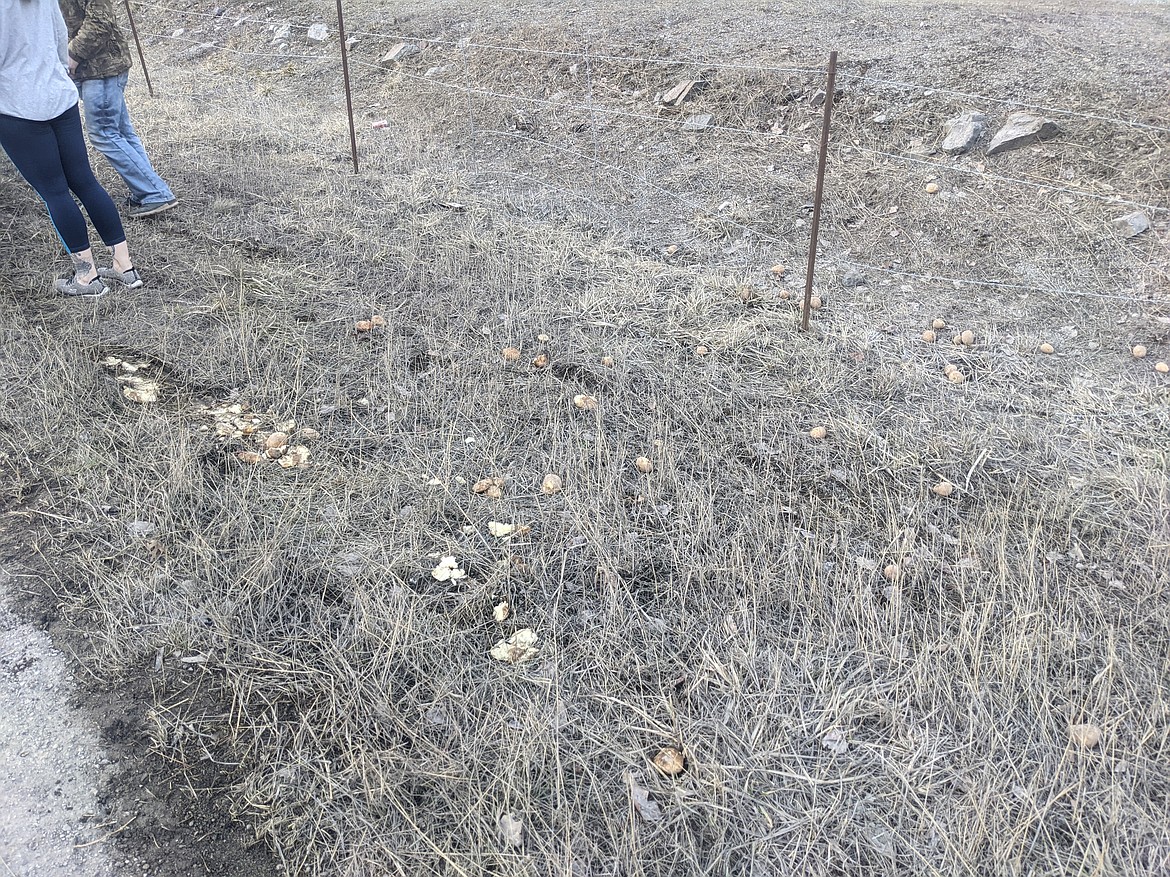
[306,23,328,41]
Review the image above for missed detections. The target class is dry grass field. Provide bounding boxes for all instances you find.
[1,0,1168,875]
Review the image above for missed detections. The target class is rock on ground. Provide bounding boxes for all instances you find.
[0,571,124,877]
[1112,210,1150,238]
[987,112,1061,156]
[940,111,987,154]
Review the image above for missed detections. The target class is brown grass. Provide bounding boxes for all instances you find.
[2,0,1169,875]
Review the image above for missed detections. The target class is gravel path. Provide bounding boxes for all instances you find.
[0,569,124,877]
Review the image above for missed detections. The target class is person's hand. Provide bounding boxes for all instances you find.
[67,55,79,76]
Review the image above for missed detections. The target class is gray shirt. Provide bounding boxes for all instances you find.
[0,0,78,121]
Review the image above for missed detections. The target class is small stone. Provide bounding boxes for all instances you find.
[681,113,713,132]
[661,79,698,106]
[940,111,988,154]
[987,112,1061,156]
[306,23,328,41]
[841,268,867,288]
[1112,211,1150,238]
[380,41,421,64]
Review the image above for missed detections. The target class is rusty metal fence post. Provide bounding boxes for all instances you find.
[336,0,359,173]
[801,50,838,332]
[123,0,154,97]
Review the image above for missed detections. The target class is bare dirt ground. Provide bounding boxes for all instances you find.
[1,0,1168,875]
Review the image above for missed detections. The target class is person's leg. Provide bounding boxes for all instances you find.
[52,105,128,253]
[0,109,108,294]
[0,111,94,257]
[79,73,174,208]
[51,105,144,290]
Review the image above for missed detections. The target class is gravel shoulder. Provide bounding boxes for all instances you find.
[0,570,123,877]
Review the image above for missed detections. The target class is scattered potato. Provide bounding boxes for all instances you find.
[237,451,263,464]
[532,353,549,369]
[925,182,940,194]
[370,315,386,327]
[355,320,373,332]
[1132,344,1147,359]
[921,330,936,343]
[265,432,289,450]
[932,318,947,330]
[1039,342,1055,354]
[1069,723,1102,749]
[695,345,710,357]
[653,747,686,776]
[573,394,599,410]
[1156,361,1169,374]
[932,480,955,497]
[635,456,653,474]
[537,333,550,343]
[279,445,311,469]
[809,295,822,310]
[883,563,901,581]
[777,289,791,300]
[960,330,975,346]
[665,244,679,255]
[770,264,786,277]
[486,485,503,499]
[809,426,827,440]
[948,370,966,384]
[541,473,563,495]
[502,346,521,362]
[601,355,615,367]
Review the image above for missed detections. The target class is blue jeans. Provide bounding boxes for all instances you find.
[79,72,174,206]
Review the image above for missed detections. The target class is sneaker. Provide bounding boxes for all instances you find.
[55,274,108,298]
[99,265,144,289]
[128,198,179,219]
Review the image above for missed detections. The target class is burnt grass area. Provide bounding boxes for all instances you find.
[1,0,1168,875]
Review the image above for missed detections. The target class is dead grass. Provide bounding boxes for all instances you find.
[1,1,1169,875]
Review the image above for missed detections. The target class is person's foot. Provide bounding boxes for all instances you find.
[99,265,144,289]
[55,274,108,298]
[128,198,179,219]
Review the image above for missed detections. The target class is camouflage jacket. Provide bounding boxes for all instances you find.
[58,0,132,81]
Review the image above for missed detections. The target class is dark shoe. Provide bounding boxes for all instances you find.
[55,275,108,298]
[99,265,144,289]
[128,198,179,218]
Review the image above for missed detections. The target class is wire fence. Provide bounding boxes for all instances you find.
[127,1,1169,310]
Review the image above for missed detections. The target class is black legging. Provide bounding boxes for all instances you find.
[0,103,125,253]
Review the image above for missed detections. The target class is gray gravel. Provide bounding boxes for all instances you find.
[0,569,125,877]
